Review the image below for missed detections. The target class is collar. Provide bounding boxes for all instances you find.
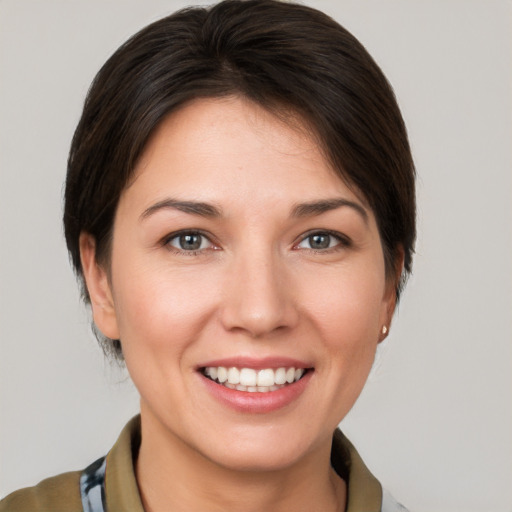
[104,415,382,512]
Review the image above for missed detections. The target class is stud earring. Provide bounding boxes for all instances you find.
[381,325,388,335]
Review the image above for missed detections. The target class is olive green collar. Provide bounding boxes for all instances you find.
[105,415,382,512]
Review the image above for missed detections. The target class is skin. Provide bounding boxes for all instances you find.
[80,97,398,512]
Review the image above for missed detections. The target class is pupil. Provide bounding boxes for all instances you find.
[310,234,330,249]
[180,234,201,250]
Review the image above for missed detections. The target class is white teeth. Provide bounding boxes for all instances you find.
[227,367,240,384]
[217,367,228,383]
[203,365,308,392]
[239,368,257,387]
[274,367,287,385]
[257,369,274,387]
[236,383,272,392]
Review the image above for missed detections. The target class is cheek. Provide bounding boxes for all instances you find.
[305,264,385,333]
[110,264,222,411]
[110,262,219,360]
[299,262,386,375]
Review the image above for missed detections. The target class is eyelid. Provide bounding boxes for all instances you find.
[293,229,351,251]
[161,229,219,253]
[160,228,350,254]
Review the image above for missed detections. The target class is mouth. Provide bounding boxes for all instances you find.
[200,366,311,393]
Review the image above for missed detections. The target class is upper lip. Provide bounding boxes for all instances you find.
[196,356,313,371]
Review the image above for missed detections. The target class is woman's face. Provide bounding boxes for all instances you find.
[84,97,396,471]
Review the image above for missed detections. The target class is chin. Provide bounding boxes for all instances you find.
[196,423,325,473]
[207,444,307,473]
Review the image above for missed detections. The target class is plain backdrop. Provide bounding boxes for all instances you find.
[1,1,511,511]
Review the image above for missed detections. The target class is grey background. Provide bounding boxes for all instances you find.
[1,1,511,511]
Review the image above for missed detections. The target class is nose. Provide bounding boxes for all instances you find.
[219,247,299,338]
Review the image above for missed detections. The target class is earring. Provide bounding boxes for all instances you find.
[381,325,388,335]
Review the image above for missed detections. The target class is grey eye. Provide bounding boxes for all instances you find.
[169,233,210,251]
[296,231,347,251]
[308,234,331,249]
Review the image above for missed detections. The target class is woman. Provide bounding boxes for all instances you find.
[0,1,415,511]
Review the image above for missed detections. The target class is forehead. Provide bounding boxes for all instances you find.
[123,97,364,213]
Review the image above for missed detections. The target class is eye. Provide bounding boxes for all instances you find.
[296,231,348,251]
[166,231,213,252]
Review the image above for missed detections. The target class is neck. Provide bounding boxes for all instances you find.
[135,410,346,512]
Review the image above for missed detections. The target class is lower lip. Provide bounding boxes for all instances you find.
[200,371,313,414]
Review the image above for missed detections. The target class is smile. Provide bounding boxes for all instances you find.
[201,366,307,393]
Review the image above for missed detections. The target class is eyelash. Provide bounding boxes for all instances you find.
[161,229,351,256]
[162,230,217,256]
[294,230,351,253]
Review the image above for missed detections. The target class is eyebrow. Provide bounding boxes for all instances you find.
[140,197,368,223]
[140,199,222,220]
[291,198,368,222]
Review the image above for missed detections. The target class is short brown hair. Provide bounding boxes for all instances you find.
[64,0,416,359]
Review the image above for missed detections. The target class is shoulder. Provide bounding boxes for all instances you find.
[0,416,141,512]
[382,489,411,512]
[0,471,82,512]
[332,429,411,512]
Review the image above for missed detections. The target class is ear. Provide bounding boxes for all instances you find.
[379,246,405,343]
[79,233,120,340]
